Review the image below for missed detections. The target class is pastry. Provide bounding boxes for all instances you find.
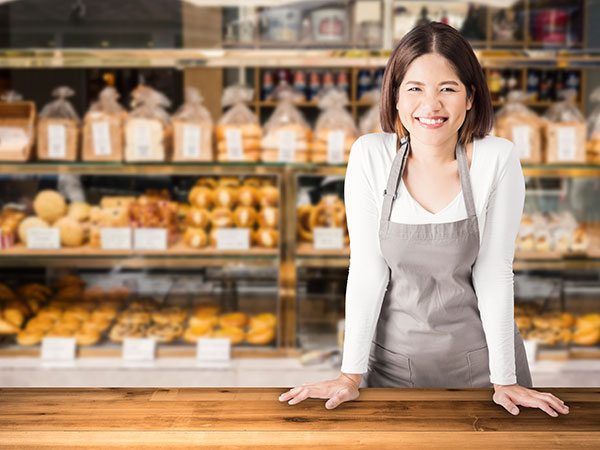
[147,323,182,343]
[571,327,600,346]
[242,177,262,188]
[257,207,279,229]
[186,207,210,228]
[213,326,245,345]
[54,216,86,247]
[193,303,221,316]
[189,314,218,329]
[183,324,213,343]
[249,313,277,329]
[218,312,248,328]
[117,311,151,325]
[218,177,241,188]
[184,227,208,249]
[33,190,67,223]
[74,329,100,346]
[254,228,278,248]
[188,186,213,209]
[151,306,187,325]
[245,326,275,345]
[17,216,49,245]
[237,186,259,207]
[67,202,91,222]
[100,196,135,210]
[194,177,218,189]
[63,307,91,322]
[233,206,257,228]
[210,208,234,228]
[297,204,314,241]
[109,323,148,342]
[214,186,238,209]
[258,185,279,208]
[45,325,74,337]
[16,329,43,346]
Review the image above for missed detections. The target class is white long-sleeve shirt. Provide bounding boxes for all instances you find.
[341,132,525,386]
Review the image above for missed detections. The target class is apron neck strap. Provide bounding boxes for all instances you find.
[380,135,477,227]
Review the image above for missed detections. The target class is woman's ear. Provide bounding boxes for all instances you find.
[467,85,476,111]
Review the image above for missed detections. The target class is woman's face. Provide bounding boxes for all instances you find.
[396,52,473,148]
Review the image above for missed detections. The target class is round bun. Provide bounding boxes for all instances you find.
[67,202,91,222]
[33,190,67,223]
[18,216,49,245]
[54,217,86,247]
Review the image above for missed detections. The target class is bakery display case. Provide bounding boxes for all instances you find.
[0,0,599,378]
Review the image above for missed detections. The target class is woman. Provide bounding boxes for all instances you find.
[279,22,570,418]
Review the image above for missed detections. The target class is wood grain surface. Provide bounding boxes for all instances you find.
[0,387,598,449]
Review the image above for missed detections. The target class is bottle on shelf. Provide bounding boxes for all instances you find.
[293,70,307,101]
[357,69,372,100]
[488,69,501,102]
[336,71,349,96]
[262,70,275,101]
[526,69,540,101]
[308,71,321,101]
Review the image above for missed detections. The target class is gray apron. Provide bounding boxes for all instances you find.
[362,136,532,389]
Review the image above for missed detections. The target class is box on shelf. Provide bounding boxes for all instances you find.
[0,101,36,162]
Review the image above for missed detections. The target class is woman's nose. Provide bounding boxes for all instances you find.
[421,92,442,109]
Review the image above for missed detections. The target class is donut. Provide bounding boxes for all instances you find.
[218,312,248,328]
[297,204,314,241]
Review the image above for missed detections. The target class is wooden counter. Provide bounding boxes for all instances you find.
[0,388,599,449]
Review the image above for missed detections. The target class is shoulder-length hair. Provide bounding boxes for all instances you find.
[380,21,493,146]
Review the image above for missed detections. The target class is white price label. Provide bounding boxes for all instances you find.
[0,127,28,151]
[92,121,112,156]
[225,128,244,161]
[133,228,167,251]
[182,124,201,158]
[215,228,250,250]
[327,131,345,164]
[134,125,153,159]
[122,338,156,362]
[48,124,66,158]
[557,127,576,161]
[512,126,531,160]
[100,228,132,250]
[27,228,60,250]
[41,337,76,365]
[196,337,231,368]
[313,227,344,250]
[278,130,297,162]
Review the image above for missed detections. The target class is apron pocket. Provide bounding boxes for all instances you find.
[466,346,492,388]
[368,341,414,388]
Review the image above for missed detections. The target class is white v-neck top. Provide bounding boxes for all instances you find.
[341,132,525,386]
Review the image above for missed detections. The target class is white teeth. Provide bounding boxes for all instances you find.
[418,117,446,125]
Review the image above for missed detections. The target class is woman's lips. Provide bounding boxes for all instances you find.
[415,116,448,129]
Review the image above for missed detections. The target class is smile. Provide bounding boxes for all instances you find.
[415,116,448,128]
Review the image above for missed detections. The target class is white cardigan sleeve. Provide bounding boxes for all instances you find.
[340,137,391,374]
[472,143,525,386]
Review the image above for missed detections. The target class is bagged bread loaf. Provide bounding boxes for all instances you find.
[261,85,312,163]
[83,87,126,162]
[0,90,36,162]
[312,88,359,164]
[359,89,383,135]
[172,87,213,162]
[124,85,172,162]
[495,91,544,164]
[37,86,80,161]
[216,85,261,162]
[543,89,586,164]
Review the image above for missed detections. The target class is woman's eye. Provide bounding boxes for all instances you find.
[442,87,456,92]
[408,87,420,91]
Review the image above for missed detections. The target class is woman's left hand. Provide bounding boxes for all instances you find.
[493,383,570,417]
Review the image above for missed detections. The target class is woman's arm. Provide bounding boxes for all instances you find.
[472,142,524,386]
[340,136,391,375]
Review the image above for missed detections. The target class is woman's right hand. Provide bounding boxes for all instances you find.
[278,373,361,409]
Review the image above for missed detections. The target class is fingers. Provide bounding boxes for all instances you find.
[278,386,302,403]
[288,387,311,405]
[325,387,351,409]
[536,392,570,415]
[493,390,520,415]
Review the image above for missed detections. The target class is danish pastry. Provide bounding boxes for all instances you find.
[218,312,248,328]
[213,326,245,345]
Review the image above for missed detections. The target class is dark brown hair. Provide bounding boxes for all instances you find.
[380,22,493,146]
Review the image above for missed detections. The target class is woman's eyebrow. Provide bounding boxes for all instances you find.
[405,80,459,86]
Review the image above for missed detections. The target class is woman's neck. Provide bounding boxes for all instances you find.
[406,134,459,166]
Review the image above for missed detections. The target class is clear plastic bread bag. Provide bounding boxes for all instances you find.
[124,85,172,162]
[494,90,543,163]
[83,86,126,161]
[359,89,383,135]
[543,89,586,164]
[172,87,214,161]
[313,88,359,163]
[261,84,312,162]
[37,86,80,161]
[216,84,261,162]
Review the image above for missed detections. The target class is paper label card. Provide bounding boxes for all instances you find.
[278,130,297,162]
[134,125,153,159]
[122,338,156,362]
[313,227,344,250]
[100,228,132,250]
[197,337,231,361]
[327,131,345,164]
[0,127,29,151]
[216,228,250,250]
[182,124,201,158]
[41,337,76,361]
[48,124,67,158]
[27,228,60,250]
[92,121,112,156]
[133,228,167,251]
[557,127,576,161]
[512,126,531,160]
[225,128,244,161]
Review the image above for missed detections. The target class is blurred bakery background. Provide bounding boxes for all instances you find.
[0,0,599,388]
